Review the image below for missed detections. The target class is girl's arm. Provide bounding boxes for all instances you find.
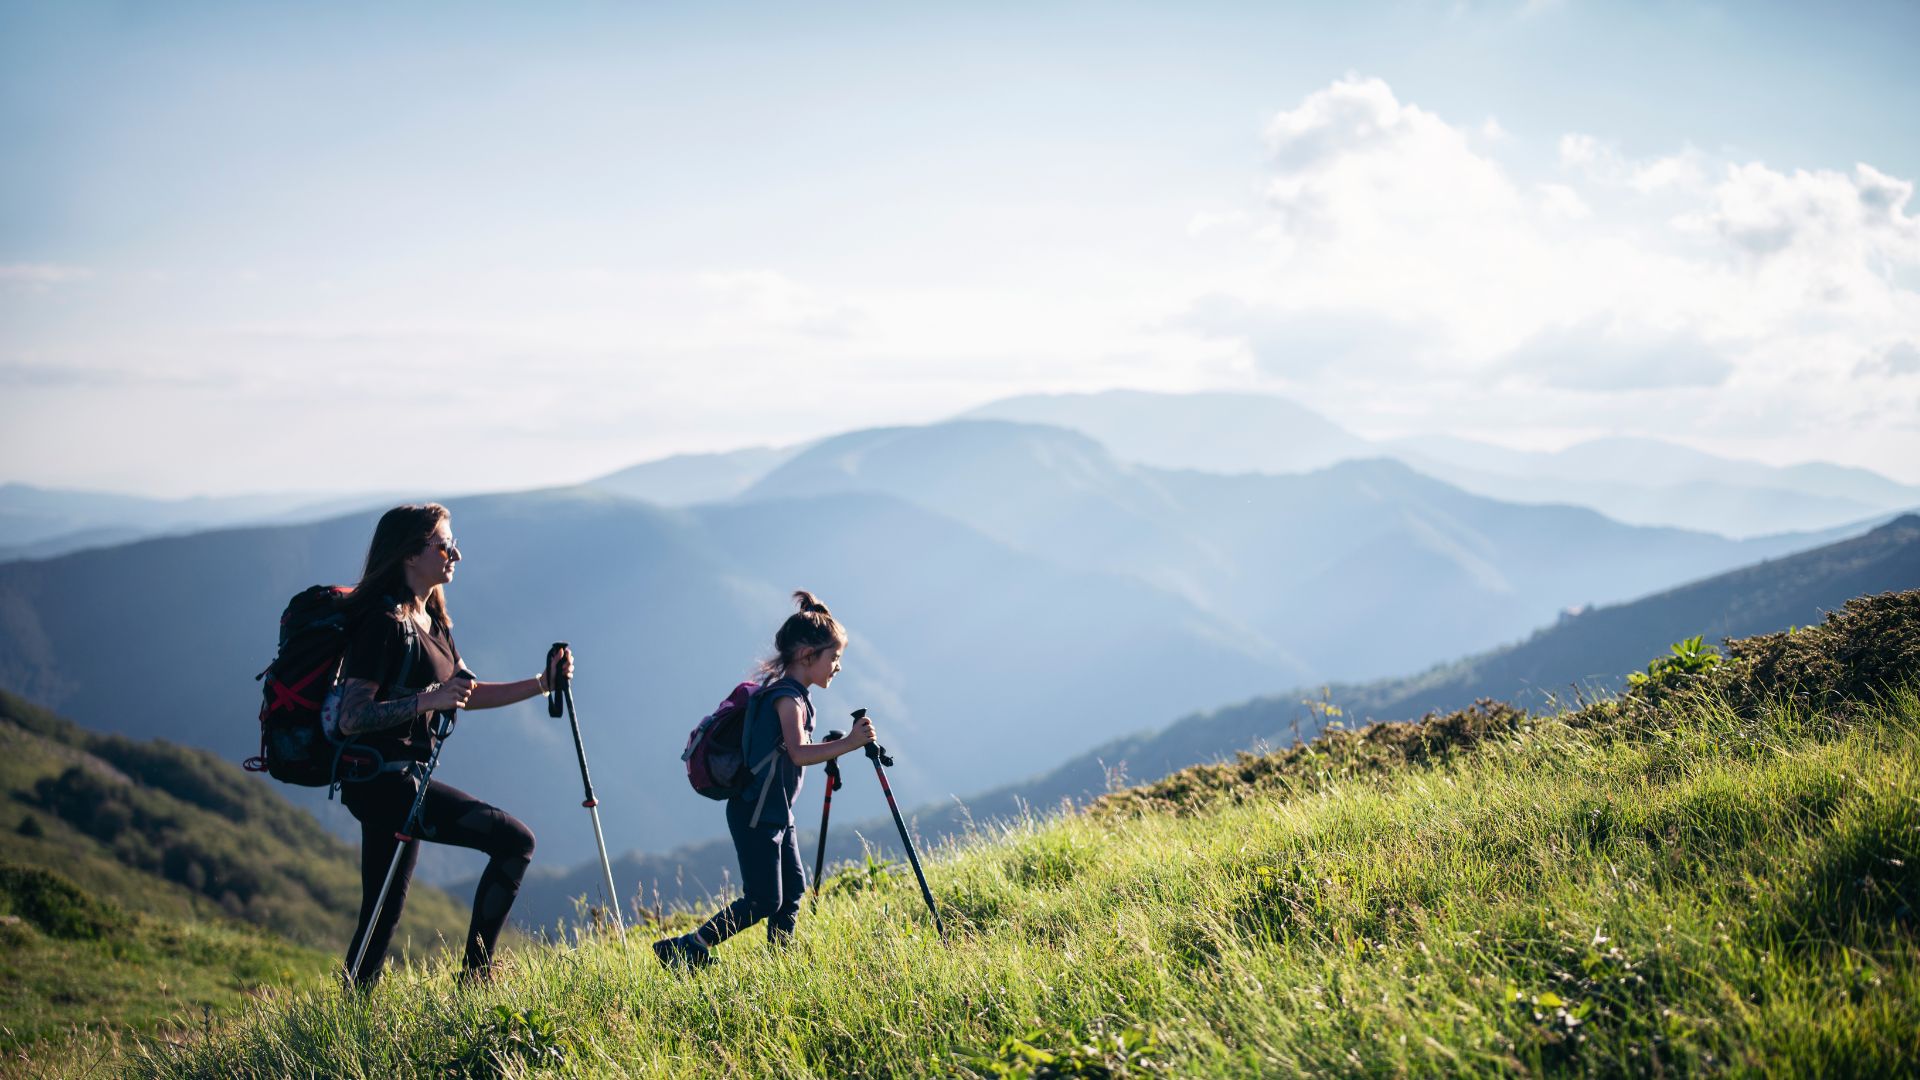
[780,698,876,767]
[462,648,574,711]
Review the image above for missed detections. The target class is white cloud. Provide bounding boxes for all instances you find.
[1629,149,1709,193]
[1506,319,1732,390]
[1187,209,1252,237]
[0,263,92,285]
[1684,161,1920,264]
[1558,132,1604,171]
[1538,183,1591,220]
[1856,340,1920,378]
[1169,74,1920,466]
[691,270,863,338]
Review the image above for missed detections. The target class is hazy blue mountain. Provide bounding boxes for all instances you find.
[0,483,396,559]
[0,487,1288,878]
[589,445,800,505]
[1012,511,1920,809]
[0,524,151,562]
[744,419,1855,680]
[961,389,1372,475]
[954,390,1920,537]
[503,514,1920,925]
[1388,434,1920,537]
[1377,461,1889,539]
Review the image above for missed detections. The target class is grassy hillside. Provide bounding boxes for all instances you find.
[122,591,1918,1077]
[0,689,471,1062]
[1,865,331,1058]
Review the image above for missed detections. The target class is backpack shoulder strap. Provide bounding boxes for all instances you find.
[376,612,418,697]
[748,748,782,827]
[746,683,805,827]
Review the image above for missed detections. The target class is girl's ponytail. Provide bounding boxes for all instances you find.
[759,590,847,682]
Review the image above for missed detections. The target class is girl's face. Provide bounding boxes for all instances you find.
[793,643,845,689]
[404,520,461,591]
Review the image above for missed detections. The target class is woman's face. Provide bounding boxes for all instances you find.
[405,519,461,590]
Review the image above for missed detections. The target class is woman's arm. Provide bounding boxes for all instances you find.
[463,675,544,711]
[462,647,574,711]
[781,699,876,767]
[334,676,455,736]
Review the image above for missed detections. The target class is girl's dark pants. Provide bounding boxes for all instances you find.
[698,795,806,945]
[342,773,535,986]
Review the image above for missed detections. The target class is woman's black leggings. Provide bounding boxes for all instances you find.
[342,773,535,986]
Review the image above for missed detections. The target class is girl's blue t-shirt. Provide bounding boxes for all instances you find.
[738,676,814,826]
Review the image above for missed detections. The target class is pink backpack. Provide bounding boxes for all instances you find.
[681,682,765,799]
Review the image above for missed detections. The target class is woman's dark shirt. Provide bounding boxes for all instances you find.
[340,609,459,761]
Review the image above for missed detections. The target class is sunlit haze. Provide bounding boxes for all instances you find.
[4,1,1918,496]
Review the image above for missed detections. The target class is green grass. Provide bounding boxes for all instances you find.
[110,680,1918,1078]
[1,904,335,1067]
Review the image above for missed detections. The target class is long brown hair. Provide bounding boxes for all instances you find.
[346,503,454,629]
[757,590,846,683]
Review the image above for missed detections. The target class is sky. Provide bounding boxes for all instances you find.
[3,0,1918,497]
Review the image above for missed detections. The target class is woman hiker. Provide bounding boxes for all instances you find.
[333,502,572,987]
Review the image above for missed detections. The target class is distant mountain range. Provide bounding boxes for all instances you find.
[967,392,1920,538]
[584,391,1919,539]
[737,419,1860,679]
[592,446,799,505]
[502,512,1920,926]
[0,483,401,561]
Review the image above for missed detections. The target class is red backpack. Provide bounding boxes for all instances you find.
[244,585,411,789]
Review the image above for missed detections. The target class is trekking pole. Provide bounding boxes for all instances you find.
[348,684,465,986]
[810,730,845,902]
[548,642,625,938]
[853,709,946,939]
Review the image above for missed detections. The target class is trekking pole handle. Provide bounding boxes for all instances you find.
[431,667,474,740]
[822,730,845,789]
[851,709,894,767]
[546,642,569,718]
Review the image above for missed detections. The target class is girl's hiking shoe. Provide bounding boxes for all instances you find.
[652,933,713,971]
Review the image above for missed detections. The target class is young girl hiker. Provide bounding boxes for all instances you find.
[654,591,876,968]
[333,503,573,987]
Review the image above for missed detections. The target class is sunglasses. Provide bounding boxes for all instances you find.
[426,537,460,554]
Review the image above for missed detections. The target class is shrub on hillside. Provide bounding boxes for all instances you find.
[1092,700,1532,817]
[32,765,275,912]
[88,735,254,823]
[0,862,125,940]
[1098,589,1920,818]
[1717,590,1920,713]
